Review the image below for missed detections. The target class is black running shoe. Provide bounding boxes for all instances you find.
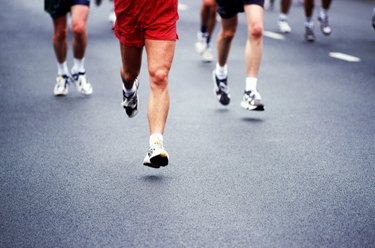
[304,25,315,42]
[212,70,230,105]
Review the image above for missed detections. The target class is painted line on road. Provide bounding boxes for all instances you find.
[264,31,285,40]
[178,3,189,11]
[329,52,361,62]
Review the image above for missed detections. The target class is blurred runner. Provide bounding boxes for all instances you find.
[45,0,93,96]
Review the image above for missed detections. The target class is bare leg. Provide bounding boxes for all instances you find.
[217,16,237,67]
[145,40,175,135]
[321,0,331,10]
[244,4,264,78]
[119,42,143,90]
[201,0,217,38]
[304,0,314,19]
[52,16,68,64]
[71,5,89,59]
[281,0,292,15]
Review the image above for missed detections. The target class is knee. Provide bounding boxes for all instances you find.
[122,70,139,83]
[248,23,263,40]
[149,68,168,89]
[54,28,68,42]
[220,29,236,43]
[71,20,86,37]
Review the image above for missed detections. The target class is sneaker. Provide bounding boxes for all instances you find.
[71,71,93,95]
[195,32,207,55]
[318,16,332,35]
[278,18,292,33]
[143,139,169,168]
[121,78,139,118]
[241,90,265,111]
[212,70,230,105]
[201,45,214,62]
[108,10,116,28]
[54,75,69,96]
[304,25,315,42]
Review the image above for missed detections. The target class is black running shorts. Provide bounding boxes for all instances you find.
[216,0,264,19]
[45,0,90,18]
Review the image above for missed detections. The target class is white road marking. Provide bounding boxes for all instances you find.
[329,52,361,62]
[263,31,285,40]
[178,3,189,11]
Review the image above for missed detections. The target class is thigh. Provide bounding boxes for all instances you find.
[70,4,89,26]
[220,15,238,35]
[244,4,264,27]
[120,42,144,75]
[145,40,175,77]
[52,14,68,31]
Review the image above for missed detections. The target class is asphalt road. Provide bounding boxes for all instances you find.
[0,0,374,247]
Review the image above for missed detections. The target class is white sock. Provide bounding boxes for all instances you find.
[215,63,228,80]
[122,82,136,97]
[72,57,85,73]
[149,133,163,146]
[320,9,329,19]
[279,13,288,20]
[57,61,69,76]
[305,20,314,28]
[246,77,258,92]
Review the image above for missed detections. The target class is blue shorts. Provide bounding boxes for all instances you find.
[216,0,264,19]
[45,0,90,18]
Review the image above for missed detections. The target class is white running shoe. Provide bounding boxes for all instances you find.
[54,75,69,96]
[108,10,116,28]
[241,90,265,111]
[201,45,214,62]
[71,71,93,95]
[278,18,292,33]
[143,139,169,168]
[318,16,332,36]
[195,32,207,55]
[195,32,214,62]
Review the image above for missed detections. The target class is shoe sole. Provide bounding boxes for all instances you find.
[54,91,68,96]
[241,101,265,111]
[143,153,169,169]
[54,89,68,96]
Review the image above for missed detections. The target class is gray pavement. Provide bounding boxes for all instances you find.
[0,0,374,247]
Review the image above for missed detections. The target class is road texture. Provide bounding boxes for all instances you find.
[0,0,374,247]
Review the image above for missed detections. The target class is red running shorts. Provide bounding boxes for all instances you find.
[114,0,179,47]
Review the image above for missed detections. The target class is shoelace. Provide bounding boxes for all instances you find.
[320,16,329,28]
[245,90,261,101]
[57,76,69,87]
[219,82,229,94]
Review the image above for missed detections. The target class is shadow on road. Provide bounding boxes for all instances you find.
[140,174,170,184]
[240,117,264,123]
